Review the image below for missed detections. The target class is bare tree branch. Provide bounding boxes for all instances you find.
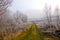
[0,0,12,15]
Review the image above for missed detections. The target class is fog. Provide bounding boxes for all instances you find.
[10,0,60,19]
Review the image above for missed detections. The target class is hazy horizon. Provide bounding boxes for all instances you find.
[9,0,60,19]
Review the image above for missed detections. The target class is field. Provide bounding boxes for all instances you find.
[11,23,60,40]
[0,23,60,40]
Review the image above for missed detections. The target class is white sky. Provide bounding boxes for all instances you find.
[10,0,60,19]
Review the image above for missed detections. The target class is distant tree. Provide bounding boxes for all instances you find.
[13,11,27,24]
[44,4,49,24]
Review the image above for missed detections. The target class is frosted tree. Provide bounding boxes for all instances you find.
[13,11,27,24]
[0,0,13,40]
[0,0,12,15]
[54,6,60,29]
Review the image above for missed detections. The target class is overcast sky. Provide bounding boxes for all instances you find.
[10,0,60,19]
